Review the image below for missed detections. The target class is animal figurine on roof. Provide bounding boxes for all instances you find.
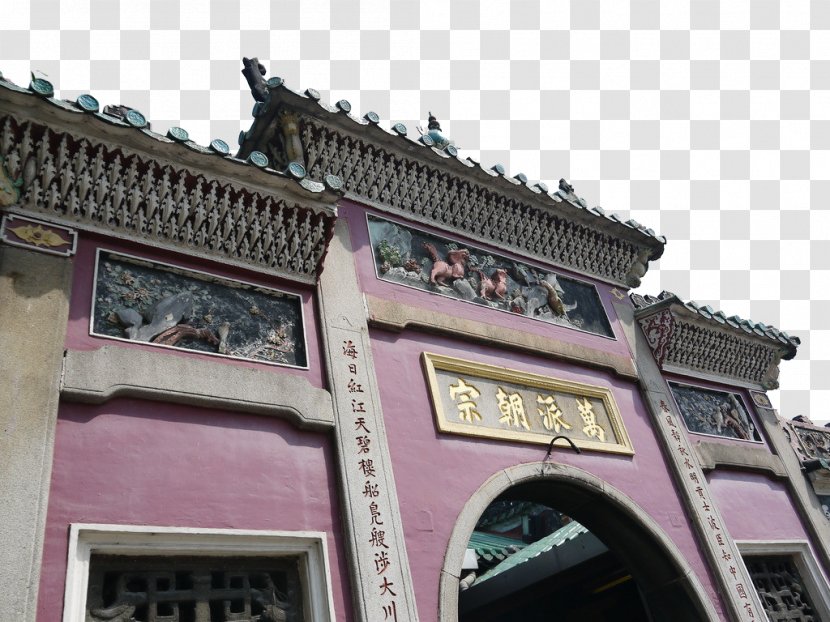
[242,56,269,102]
[473,268,509,300]
[424,242,469,286]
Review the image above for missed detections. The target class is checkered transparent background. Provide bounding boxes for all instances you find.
[2,0,828,420]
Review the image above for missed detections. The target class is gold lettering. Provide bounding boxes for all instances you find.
[497,387,530,431]
[537,394,571,433]
[576,397,606,442]
[449,378,482,422]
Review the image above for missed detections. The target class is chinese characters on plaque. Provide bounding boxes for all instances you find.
[340,339,401,620]
[423,353,634,455]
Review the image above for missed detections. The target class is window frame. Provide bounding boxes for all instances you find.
[736,539,830,622]
[62,523,336,622]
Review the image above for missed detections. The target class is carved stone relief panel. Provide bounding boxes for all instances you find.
[422,352,634,455]
[92,250,307,368]
[668,382,761,442]
[368,214,615,339]
[790,423,830,462]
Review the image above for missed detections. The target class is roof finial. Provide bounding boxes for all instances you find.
[418,112,453,150]
[242,56,269,103]
[428,111,442,131]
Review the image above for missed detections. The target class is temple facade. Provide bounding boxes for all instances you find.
[1,63,829,622]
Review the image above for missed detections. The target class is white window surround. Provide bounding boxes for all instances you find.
[62,524,336,622]
[736,539,830,622]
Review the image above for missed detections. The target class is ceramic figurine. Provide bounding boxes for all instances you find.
[424,242,469,285]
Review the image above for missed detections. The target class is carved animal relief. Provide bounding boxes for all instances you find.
[92,251,307,367]
[789,420,830,463]
[743,556,819,622]
[668,383,761,442]
[368,215,614,338]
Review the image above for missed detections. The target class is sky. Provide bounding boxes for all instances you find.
[1,0,828,422]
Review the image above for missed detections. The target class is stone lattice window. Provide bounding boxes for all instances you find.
[85,555,304,622]
[745,555,818,621]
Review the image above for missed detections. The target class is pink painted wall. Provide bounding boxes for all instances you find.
[338,202,727,617]
[708,470,811,542]
[38,399,353,621]
[40,233,350,619]
[368,327,726,619]
[662,373,815,544]
[339,201,732,619]
[66,233,326,388]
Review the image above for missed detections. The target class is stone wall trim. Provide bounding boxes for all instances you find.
[438,462,720,622]
[693,441,787,477]
[366,295,638,379]
[61,346,335,429]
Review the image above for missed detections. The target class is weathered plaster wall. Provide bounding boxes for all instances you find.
[37,231,347,619]
[65,233,326,388]
[38,399,353,621]
[368,327,723,619]
[708,470,811,542]
[661,374,813,542]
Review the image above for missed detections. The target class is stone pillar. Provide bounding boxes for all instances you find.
[317,219,419,621]
[0,245,72,621]
[751,398,830,574]
[614,299,763,622]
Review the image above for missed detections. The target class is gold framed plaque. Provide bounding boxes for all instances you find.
[422,352,634,455]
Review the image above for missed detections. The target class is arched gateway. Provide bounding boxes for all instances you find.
[439,462,720,621]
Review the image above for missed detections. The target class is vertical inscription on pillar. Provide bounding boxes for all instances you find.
[650,392,763,621]
[334,330,408,621]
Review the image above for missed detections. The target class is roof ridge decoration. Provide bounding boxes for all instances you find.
[237,60,666,288]
[631,290,799,390]
[0,73,344,195]
[0,73,343,283]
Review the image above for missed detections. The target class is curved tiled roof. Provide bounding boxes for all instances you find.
[467,531,527,566]
[238,74,667,253]
[631,290,800,354]
[474,520,595,584]
[0,72,344,200]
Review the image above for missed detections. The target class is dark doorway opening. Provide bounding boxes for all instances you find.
[456,477,710,622]
[460,499,650,622]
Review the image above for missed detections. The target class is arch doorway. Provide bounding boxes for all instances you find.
[441,463,718,622]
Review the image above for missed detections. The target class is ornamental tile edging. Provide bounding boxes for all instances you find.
[632,291,798,390]
[236,67,665,288]
[0,76,343,285]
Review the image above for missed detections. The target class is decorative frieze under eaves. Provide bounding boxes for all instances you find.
[787,419,830,464]
[785,419,830,495]
[0,105,338,284]
[296,116,659,287]
[636,307,786,389]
